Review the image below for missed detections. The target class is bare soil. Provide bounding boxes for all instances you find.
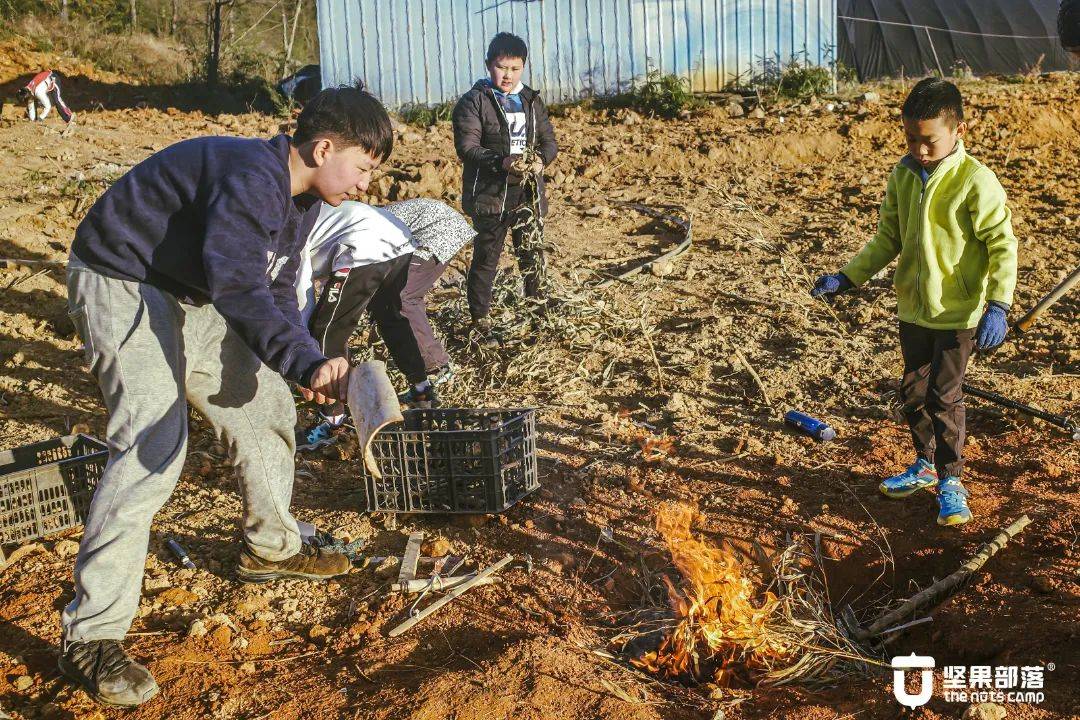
[0,42,1077,720]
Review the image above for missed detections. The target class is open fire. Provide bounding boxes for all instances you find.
[632,503,795,687]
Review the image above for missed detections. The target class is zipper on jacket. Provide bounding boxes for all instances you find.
[529,104,536,154]
[915,173,926,322]
[899,146,967,325]
[489,87,514,218]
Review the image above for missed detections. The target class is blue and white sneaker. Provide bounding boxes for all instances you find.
[878,459,938,498]
[429,362,456,388]
[936,477,972,526]
[398,382,439,409]
[295,418,346,453]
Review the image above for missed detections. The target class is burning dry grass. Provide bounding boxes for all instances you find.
[630,503,872,691]
[634,503,789,686]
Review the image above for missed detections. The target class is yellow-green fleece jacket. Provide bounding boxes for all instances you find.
[840,140,1018,330]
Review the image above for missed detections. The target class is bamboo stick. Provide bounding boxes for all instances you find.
[855,515,1032,641]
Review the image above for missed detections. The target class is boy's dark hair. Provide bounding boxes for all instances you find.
[1061,0,1080,50]
[293,81,394,161]
[902,77,964,126]
[486,32,528,64]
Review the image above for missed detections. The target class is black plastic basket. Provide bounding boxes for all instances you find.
[0,434,107,565]
[362,408,539,513]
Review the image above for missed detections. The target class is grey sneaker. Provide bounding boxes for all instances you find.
[59,640,159,707]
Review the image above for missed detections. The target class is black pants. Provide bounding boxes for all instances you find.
[307,254,427,385]
[466,210,542,320]
[898,321,976,479]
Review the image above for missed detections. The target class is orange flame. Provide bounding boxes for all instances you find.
[632,503,791,687]
[603,409,675,463]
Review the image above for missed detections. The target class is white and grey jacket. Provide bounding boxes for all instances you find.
[383,199,477,264]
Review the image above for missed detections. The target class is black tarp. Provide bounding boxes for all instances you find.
[838,0,1074,79]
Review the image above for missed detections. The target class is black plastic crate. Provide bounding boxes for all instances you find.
[0,434,107,565]
[362,408,539,513]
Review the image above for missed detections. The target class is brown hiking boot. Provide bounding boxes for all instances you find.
[59,640,159,708]
[236,542,351,583]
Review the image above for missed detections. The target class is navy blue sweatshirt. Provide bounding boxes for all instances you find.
[72,134,326,385]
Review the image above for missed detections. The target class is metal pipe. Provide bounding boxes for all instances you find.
[963,383,1079,439]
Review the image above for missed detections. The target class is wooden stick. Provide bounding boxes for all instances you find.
[390,573,496,594]
[0,258,66,270]
[732,346,773,410]
[397,531,423,585]
[1015,265,1080,334]
[4,266,51,291]
[388,555,512,638]
[595,205,692,289]
[855,515,1032,640]
[595,234,692,288]
[639,317,665,391]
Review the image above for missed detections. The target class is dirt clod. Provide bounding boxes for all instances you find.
[52,539,80,558]
[1030,575,1055,594]
[421,536,452,557]
[963,703,1007,720]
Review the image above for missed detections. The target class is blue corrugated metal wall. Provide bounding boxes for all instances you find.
[317,0,837,107]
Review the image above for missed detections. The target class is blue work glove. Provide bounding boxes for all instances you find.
[975,301,1009,350]
[810,273,853,299]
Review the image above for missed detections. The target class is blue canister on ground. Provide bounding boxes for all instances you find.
[165,537,197,570]
[784,410,836,442]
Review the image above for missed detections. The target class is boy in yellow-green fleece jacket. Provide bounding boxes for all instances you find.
[812,78,1018,527]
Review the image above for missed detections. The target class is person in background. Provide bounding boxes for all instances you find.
[20,70,74,123]
[294,200,434,450]
[390,198,477,387]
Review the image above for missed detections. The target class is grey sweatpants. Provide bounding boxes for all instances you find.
[62,262,302,643]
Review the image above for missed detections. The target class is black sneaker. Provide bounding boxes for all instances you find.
[59,640,159,708]
[470,317,499,349]
[398,383,439,409]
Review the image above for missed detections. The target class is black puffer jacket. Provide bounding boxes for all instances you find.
[452,80,558,218]
[1061,0,1080,50]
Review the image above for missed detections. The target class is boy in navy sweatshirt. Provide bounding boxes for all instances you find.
[59,83,393,707]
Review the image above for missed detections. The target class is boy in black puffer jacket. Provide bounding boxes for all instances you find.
[452,31,558,347]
